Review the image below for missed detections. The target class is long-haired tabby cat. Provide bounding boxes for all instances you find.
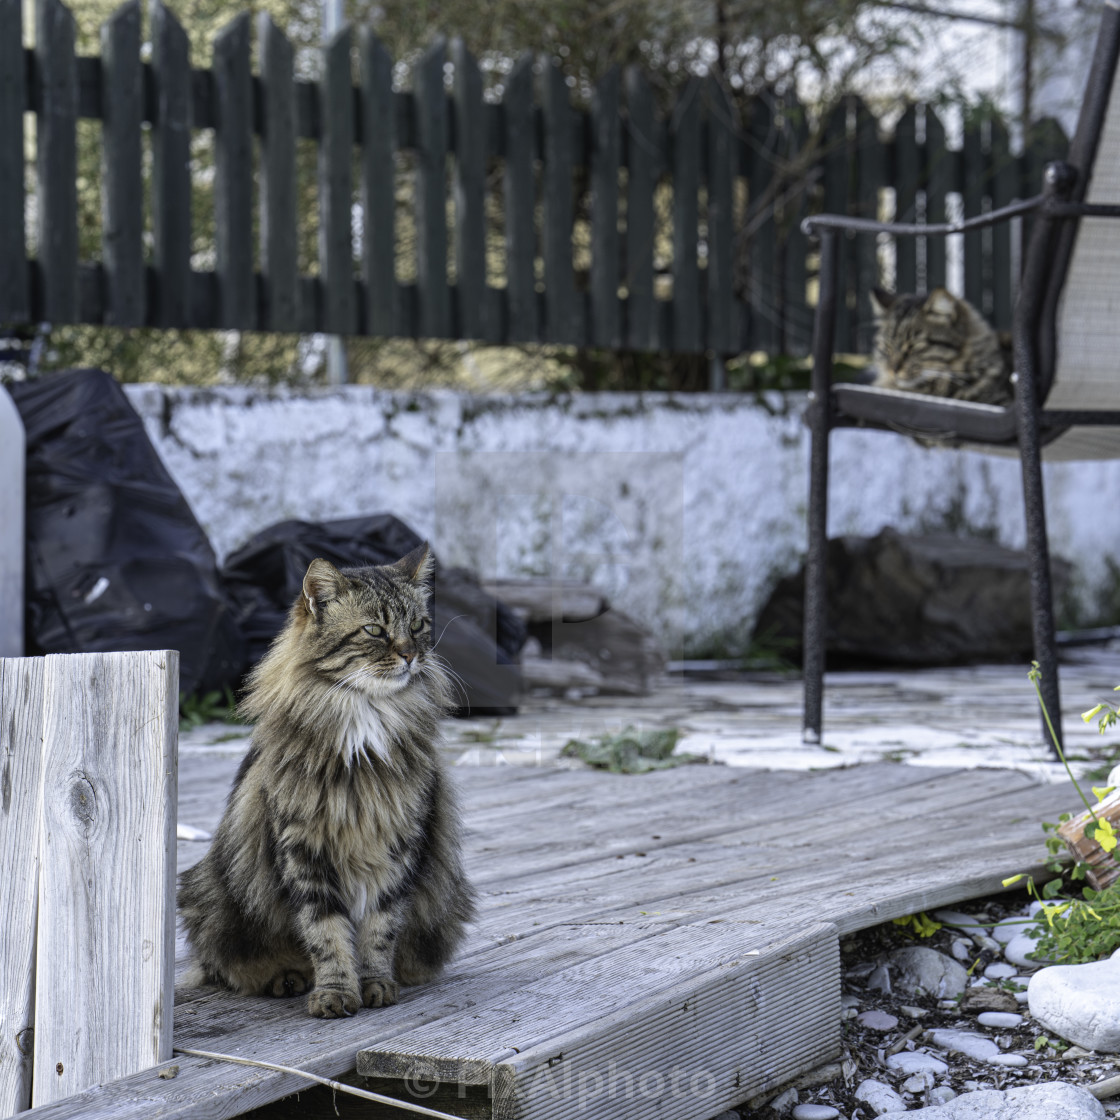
[870,287,1013,405]
[178,544,474,1018]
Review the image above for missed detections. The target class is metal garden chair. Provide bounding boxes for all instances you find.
[801,2,1120,754]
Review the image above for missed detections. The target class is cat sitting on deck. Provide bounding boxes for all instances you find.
[178,545,474,1018]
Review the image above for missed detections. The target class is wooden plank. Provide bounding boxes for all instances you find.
[213,12,254,330]
[359,28,396,338]
[0,0,26,323]
[924,105,949,291]
[893,105,919,293]
[623,67,658,351]
[705,75,735,355]
[32,651,179,1108]
[258,15,299,333]
[0,658,45,1116]
[779,92,810,355]
[150,0,192,328]
[989,114,1016,330]
[360,921,840,1120]
[503,53,536,343]
[670,78,700,353]
[962,115,984,311]
[590,66,621,349]
[319,26,356,336]
[541,60,576,346]
[36,0,78,324]
[744,93,776,354]
[821,99,851,352]
[413,36,450,340]
[451,39,486,341]
[100,1,144,328]
[855,98,884,351]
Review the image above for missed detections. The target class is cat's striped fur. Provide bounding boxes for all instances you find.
[870,287,1013,405]
[178,545,474,1018]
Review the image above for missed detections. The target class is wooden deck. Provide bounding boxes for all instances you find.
[25,753,1077,1120]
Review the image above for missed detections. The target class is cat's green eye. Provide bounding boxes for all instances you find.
[410,618,427,634]
[363,623,384,637]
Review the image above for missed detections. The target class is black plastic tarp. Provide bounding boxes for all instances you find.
[9,369,245,695]
[220,515,526,713]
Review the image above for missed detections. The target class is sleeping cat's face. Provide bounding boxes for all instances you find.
[870,287,970,388]
[299,545,435,698]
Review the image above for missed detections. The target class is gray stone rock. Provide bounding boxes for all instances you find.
[876,1081,1105,1119]
[886,1051,949,1076]
[928,1086,957,1106]
[1029,949,1120,1052]
[977,1011,1023,1029]
[887,946,969,999]
[769,1087,799,1114]
[752,529,1070,665]
[928,1029,1000,1062]
[902,1073,935,1094]
[868,963,892,994]
[857,1009,899,1031]
[855,1079,905,1115]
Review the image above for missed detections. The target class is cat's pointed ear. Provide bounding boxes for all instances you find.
[393,543,435,586]
[870,288,895,315]
[302,558,345,618]
[924,288,958,318]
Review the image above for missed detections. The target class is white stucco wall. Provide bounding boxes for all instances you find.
[124,385,1120,657]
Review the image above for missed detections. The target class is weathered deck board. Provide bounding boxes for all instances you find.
[26,761,1076,1120]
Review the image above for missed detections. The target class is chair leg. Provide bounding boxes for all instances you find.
[803,411,829,744]
[1019,426,1062,757]
[803,231,839,744]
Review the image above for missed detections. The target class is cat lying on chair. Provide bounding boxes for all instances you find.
[870,287,1013,405]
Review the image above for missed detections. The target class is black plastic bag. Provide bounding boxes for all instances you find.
[221,515,526,713]
[9,369,245,695]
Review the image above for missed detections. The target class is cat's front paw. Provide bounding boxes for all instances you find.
[266,970,310,998]
[307,986,360,1018]
[361,976,400,1008]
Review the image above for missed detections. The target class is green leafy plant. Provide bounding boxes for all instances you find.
[1000,664,1120,964]
[560,727,703,774]
[891,912,942,939]
[179,687,242,732]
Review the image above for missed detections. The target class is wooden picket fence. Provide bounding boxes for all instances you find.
[2,0,1070,358]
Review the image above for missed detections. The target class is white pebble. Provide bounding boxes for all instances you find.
[929,1028,1000,1061]
[929,1085,957,1105]
[984,962,1018,980]
[791,1105,840,1120]
[854,1078,905,1115]
[951,938,973,962]
[769,1087,799,1114]
[857,1009,899,1031]
[901,1072,935,1093]
[886,1051,949,1076]
[933,909,988,931]
[978,1011,1023,1028]
[989,1053,1029,1067]
[992,917,1030,944]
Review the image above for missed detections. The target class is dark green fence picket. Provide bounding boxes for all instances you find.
[8,0,1074,365]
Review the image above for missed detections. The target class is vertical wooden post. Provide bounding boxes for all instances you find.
[259,15,299,333]
[0,0,27,325]
[451,38,486,341]
[705,75,735,357]
[36,0,78,324]
[624,67,659,352]
[359,29,396,339]
[670,78,700,353]
[319,26,356,337]
[503,53,536,344]
[541,59,577,346]
[0,658,45,1116]
[100,1,145,328]
[213,12,255,330]
[924,106,949,292]
[32,651,178,1108]
[590,66,621,350]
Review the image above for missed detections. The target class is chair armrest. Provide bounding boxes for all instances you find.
[801,195,1043,239]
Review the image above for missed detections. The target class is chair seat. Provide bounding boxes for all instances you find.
[831,383,1019,444]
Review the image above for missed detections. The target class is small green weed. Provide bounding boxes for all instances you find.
[179,687,242,732]
[560,727,704,774]
[891,912,942,939]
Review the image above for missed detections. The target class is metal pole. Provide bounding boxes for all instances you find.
[323,0,348,385]
[802,230,839,744]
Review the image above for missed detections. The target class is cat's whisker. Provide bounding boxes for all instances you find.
[430,614,468,655]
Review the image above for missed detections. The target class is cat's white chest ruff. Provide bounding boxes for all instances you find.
[340,695,390,764]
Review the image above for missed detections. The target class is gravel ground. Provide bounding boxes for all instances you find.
[723,892,1120,1119]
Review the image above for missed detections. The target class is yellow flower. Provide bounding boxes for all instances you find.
[1083,703,1106,723]
[1093,818,1118,853]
